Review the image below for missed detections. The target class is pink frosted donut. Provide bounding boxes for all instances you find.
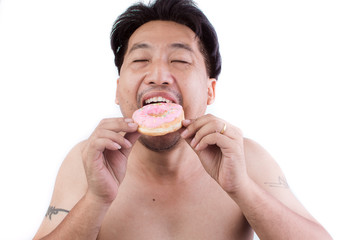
[132,103,184,136]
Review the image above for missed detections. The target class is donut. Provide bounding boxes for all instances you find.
[132,103,184,136]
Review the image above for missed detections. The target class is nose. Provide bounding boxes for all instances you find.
[144,60,173,85]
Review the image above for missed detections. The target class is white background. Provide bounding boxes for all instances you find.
[0,0,359,239]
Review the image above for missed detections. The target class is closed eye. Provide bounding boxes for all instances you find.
[171,60,189,64]
[133,59,149,63]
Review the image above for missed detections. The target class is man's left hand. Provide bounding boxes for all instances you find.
[181,114,248,195]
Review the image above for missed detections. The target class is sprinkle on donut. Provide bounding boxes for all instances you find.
[132,103,184,136]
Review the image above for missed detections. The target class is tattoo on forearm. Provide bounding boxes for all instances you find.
[45,206,69,220]
[264,176,290,189]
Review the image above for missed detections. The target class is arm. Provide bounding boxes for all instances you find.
[33,142,111,240]
[36,192,112,240]
[233,139,332,239]
[33,118,140,240]
[181,115,332,239]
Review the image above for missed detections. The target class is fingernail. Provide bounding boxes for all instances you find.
[124,118,133,123]
[128,122,138,128]
[124,139,132,148]
[114,142,122,150]
[183,119,191,126]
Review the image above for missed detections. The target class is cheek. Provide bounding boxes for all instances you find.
[182,84,208,119]
[117,79,139,117]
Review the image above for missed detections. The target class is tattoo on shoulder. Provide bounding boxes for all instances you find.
[45,206,70,220]
[264,176,290,189]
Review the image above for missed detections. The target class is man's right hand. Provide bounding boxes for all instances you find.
[81,118,140,205]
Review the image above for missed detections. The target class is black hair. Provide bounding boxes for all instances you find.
[110,0,221,79]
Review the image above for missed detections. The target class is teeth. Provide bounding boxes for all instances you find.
[145,96,172,105]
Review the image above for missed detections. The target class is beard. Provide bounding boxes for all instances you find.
[138,131,182,152]
[133,86,185,152]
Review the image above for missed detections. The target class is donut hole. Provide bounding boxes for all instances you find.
[148,109,167,117]
[149,113,164,117]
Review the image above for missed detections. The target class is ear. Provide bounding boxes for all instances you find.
[207,78,216,105]
[115,78,120,105]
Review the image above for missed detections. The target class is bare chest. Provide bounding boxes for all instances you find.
[97,181,253,240]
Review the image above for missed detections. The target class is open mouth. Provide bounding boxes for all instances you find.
[143,96,174,107]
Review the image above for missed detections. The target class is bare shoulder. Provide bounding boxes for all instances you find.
[243,138,318,222]
[243,138,285,185]
[33,141,88,239]
[52,140,88,201]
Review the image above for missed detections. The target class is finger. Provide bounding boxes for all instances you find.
[189,120,226,148]
[104,150,128,184]
[84,137,123,164]
[184,117,241,141]
[120,131,141,158]
[181,114,220,137]
[124,131,141,145]
[181,115,224,141]
[180,119,194,140]
[194,132,231,152]
[98,117,138,133]
[96,129,133,149]
[182,119,193,128]
[180,118,200,139]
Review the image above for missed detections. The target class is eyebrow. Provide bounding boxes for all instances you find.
[128,43,151,54]
[170,43,194,52]
[128,42,194,54]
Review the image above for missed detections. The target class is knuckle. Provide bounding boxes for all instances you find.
[99,118,109,125]
[92,128,102,138]
[118,117,126,124]
[117,133,126,142]
[214,121,223,133]
[234,126,243,137]
[88,139,98,149]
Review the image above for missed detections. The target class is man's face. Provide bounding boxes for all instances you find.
[116,20,216,151]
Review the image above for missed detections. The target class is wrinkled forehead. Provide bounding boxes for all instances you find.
[126,20,201,55]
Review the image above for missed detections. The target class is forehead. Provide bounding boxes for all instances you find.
[126,21,200,53]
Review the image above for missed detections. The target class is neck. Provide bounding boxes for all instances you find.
[128,138,204,185]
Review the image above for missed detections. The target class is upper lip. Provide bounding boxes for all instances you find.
[140,91,178,107]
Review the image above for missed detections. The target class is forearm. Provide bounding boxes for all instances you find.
[39,193,110,240]
[231,178,332,240]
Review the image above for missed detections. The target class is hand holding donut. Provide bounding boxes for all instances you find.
[81,118,140,204]
[181,114,248,195]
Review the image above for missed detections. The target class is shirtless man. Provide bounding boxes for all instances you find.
[33,0,332,239]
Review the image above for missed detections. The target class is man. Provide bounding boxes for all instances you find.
[34,0,332,239]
